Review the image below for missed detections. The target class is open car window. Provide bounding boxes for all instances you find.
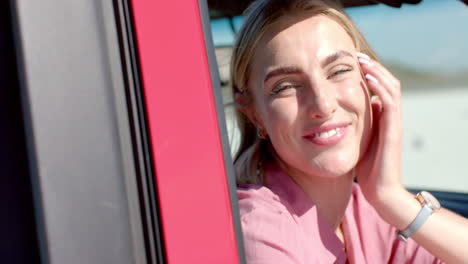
[210,0,468,216]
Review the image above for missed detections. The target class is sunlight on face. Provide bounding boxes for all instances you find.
[249,15,372,179]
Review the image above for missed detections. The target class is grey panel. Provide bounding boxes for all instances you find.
[11,1,147,263]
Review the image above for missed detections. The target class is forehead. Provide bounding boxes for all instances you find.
[251,15,355,76]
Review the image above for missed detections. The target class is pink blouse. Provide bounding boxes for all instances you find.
[237,164,442,264]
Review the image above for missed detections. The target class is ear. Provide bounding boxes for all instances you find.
[234,91,263,129]
[234,91,251,108]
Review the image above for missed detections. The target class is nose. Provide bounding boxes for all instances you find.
[305,87,337,120]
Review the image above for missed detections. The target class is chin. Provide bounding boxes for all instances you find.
[313,165,353,179]
[307,153,358,179]
[275,146,359,179]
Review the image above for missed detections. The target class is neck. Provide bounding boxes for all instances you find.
[282,163,354,231]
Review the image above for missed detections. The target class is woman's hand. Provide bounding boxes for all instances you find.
[354,52,406,206]
[354,53,468,264]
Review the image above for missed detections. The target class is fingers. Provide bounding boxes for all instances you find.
[364,72,394,109]
[357,53,400,89]
[356,53,401,110]
[357,53,400,94]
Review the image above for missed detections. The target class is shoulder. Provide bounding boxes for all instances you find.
[237,184,288,214]
[236,185,305,264]
[237,184,298,231]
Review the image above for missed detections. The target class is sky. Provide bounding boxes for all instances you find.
[210,0,468,73]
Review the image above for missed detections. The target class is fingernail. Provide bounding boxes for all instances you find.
[371,95,378,101]
[356,52,370,60]
[358,58,373,66]
[365,74,379,84]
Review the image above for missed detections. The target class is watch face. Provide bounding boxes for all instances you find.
[420,191,441,211]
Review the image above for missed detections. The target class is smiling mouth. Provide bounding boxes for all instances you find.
[303,123,350,146]
[312,127,341,138]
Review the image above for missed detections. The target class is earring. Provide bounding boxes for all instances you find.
[257,129,268,140]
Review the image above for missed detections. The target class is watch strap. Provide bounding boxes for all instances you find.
[397,204,433,242]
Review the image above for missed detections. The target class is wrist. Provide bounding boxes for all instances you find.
[397,191,442,241]
[364,183,405,208]
[369,187,422,231]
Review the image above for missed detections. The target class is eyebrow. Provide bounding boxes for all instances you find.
[263,50,354,83]
[263,66,303,83]
[321,50,354,68]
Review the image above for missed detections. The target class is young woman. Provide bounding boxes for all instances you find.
[231,0,468,263]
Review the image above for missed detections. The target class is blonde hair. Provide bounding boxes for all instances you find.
[231,0,378,185]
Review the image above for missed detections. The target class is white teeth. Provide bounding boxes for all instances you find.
[314,128,338,138]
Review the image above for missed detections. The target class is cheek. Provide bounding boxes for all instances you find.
[340,75,368,114]
[360,92,373,153]
[349,80,373,158]
[262,99,299,136]
[338,78,372,144]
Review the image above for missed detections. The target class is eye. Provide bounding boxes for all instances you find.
[271,84,291,95]
[270,83,298,95]
[329,67,353,79]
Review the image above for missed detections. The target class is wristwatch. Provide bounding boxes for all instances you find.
[397,191,441,242]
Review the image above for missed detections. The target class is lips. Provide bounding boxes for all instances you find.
[303,122,350,146]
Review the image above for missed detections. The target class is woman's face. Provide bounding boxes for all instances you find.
[248,15,372,179]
